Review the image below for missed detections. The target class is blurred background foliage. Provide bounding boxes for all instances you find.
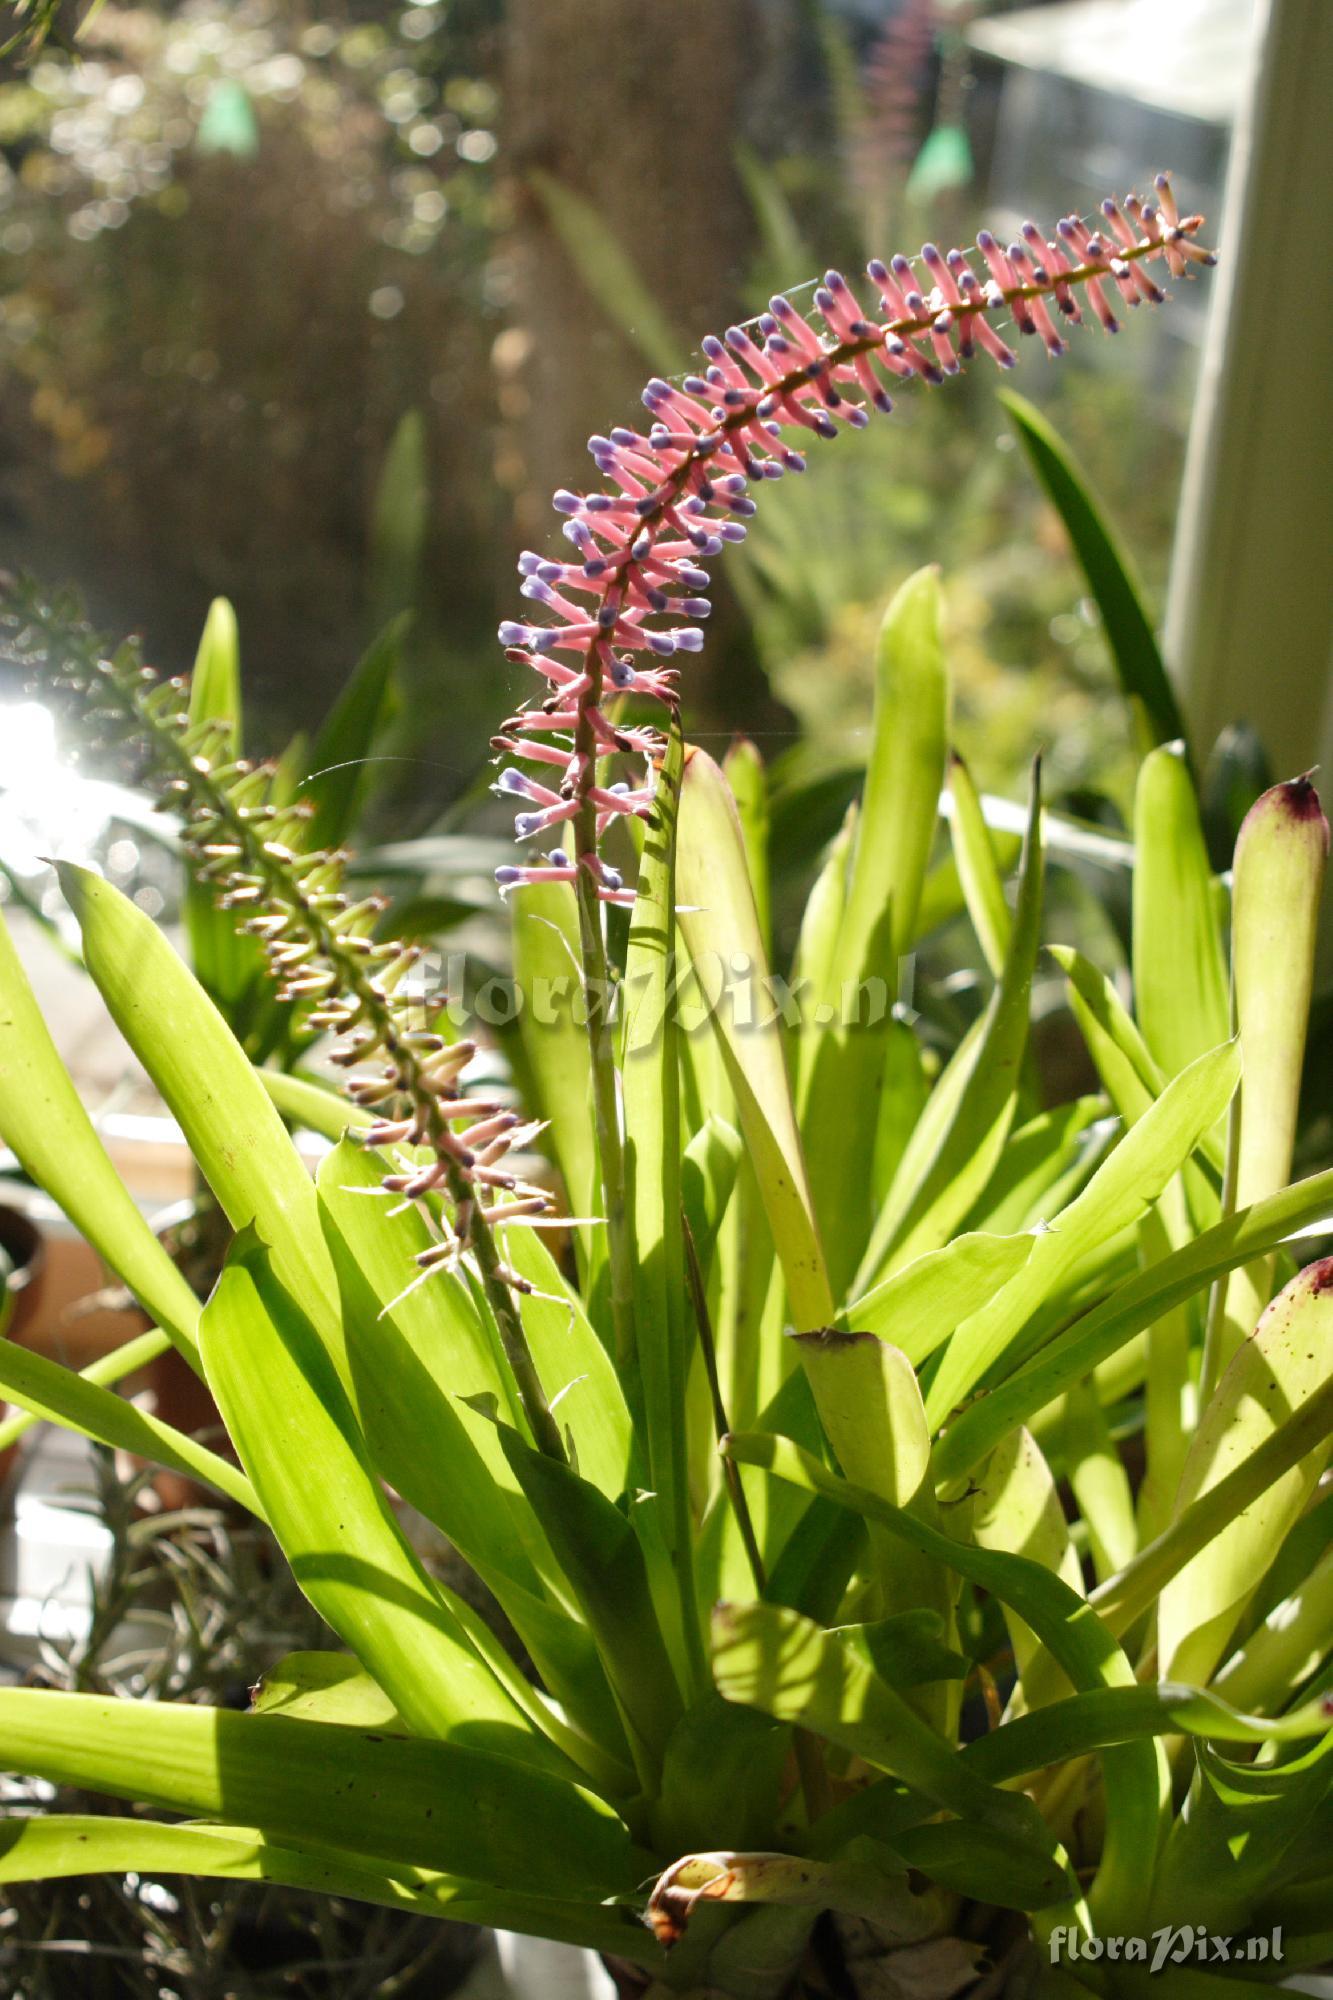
[0,0,1229,851]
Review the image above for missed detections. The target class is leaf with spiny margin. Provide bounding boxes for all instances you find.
[925,1037,1241,1428]
[201,1231,565,1768]
[999,389,1185,750]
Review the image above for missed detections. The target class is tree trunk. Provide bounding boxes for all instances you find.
[500,0,794,743]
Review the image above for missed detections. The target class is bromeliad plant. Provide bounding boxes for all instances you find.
[1,178,1331,1999]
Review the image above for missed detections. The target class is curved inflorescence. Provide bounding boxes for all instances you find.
[492,176,1213,906]
[4,585,568,1455]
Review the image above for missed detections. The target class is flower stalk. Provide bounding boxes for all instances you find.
[494,175,1212,1351]
[7,589,567,1461]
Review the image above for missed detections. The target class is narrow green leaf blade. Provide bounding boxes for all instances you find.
[200,1233,560,1765]
[0,1689,645,1901]
[676,747,833,1330]
[1132,742,1230,1077]
[1159,1257,1333,1686]
[57,863,340,1361]
[999,389,1185,748]
[925,1038,1241,1427]
[0,908,202,1370]
[301,615,406,851]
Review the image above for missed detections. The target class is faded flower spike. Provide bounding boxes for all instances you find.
[494,177,1213,899]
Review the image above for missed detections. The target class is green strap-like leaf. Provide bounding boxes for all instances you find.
[57,863,342,1365]
[0,1815,659,1965]
[0,1689,646,1902]
[623,724,702,1689]
[712,1600,1069,1894]
[844,1229,1036,1358]
[677,747,833,1331]
[725,1429,1164,1930]
[0,907,203,1371]
[999,390,1185,750]
[512,879,600,1247]
[1159,1258,1333,1686]
[857,767,1044,1289]
[799,568,951,1294]
[0,1329,257,1511]
[300,615,406,852]
[925,1038,1241,1428]
[966,1683,1331,1789]
[0,1323,173,1455]
[200,1232,566,1767]
[1132,743,1230,1079]
[935,1165,1333,1485]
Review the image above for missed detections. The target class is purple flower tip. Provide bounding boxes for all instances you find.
[497,621,527,646]
[646,632,676,657]
[514,813,539,838]
[495,866,521,886]
[682,597,711,617]
[553,490,580,514]
[867,258,888,281]
[548,850,570,869]
[497,768,526,794]
[675,627,705,652]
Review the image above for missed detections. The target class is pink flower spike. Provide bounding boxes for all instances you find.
[1154,173,1180,228]
[1101,199,1164,302]
[977,231,1033,333]
[768,293,824,361]
[1007,243,1066,355]
[1057,219,1119,332]
[850,348,894,414]
[1031,229,1084,322]
[956,270,1017,367]
[920,242,963,307]
[512,797,580,842]
[490,733,574,771]
[867,256,911,321]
